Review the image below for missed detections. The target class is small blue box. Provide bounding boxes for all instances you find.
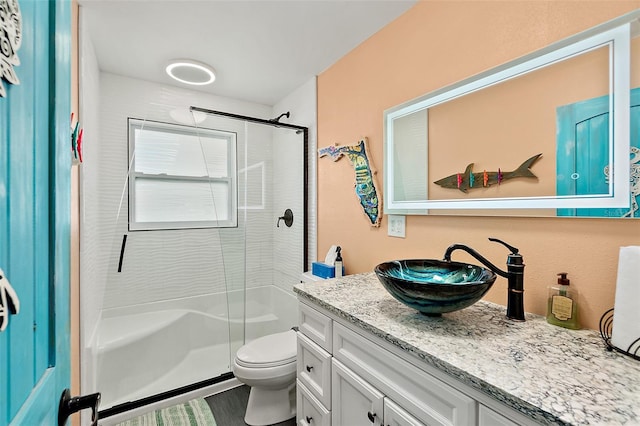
[312,262,345,279]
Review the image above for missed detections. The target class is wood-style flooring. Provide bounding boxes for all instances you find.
[205,385,296,426]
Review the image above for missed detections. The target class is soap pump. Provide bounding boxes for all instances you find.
[546,272,580,329]
[334,246,343,278]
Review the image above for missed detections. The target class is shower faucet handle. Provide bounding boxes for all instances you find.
[277,209,294,228]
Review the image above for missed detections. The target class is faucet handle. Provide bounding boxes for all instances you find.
[489,237,524,266]
[488,237,519,254]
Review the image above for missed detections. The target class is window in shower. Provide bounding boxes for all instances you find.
[128,118,238,230]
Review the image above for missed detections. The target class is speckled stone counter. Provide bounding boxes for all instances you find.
[293,272,640,426]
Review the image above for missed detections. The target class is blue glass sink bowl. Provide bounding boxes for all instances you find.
[374,259,497,315]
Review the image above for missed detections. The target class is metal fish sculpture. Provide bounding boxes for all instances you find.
[318,138,382,227]
[434,154,542,193]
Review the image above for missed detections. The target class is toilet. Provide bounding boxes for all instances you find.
[232,329,297,426]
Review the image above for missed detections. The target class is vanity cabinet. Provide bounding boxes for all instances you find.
[296,300,534,426]
[295,272,640,425]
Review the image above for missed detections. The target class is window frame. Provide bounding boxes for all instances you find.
[127,118,238,231]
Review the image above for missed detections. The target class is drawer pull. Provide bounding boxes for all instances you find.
[367,411,377,423]
[306,365,313,372]
[306,415,313,423]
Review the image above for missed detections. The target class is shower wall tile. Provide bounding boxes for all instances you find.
[243,123,275,291]
[272,78,318,289]
[244,177,274,290]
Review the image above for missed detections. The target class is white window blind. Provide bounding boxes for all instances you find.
[128,119,237,230]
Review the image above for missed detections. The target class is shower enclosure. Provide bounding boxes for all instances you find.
[79,75,309,418]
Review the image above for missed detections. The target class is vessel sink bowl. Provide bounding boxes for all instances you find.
[374,259,497,315]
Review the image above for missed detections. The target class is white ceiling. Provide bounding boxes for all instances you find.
[79,0,417,106]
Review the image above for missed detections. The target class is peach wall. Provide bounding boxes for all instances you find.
[317,1,640,330]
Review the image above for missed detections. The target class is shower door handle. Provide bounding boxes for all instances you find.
[58,388,101,426]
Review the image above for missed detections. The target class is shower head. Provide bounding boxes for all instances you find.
[270,111,290,122]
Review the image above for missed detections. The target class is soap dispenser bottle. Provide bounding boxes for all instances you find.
[546,272,580,329]
[334,246,343,278]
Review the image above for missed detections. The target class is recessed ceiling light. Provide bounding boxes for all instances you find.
[165,59,216,86]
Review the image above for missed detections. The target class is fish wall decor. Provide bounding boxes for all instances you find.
[434,154,542,193]
[318,138,382,227]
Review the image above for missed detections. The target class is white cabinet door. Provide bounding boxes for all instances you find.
[332,359,384,426]
[384,398,426,426]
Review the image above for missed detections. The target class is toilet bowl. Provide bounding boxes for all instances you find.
[232,329,297,426]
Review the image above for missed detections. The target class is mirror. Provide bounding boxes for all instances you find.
[384,13,640,218]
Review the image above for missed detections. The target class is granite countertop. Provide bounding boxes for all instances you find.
[293,272,640,426]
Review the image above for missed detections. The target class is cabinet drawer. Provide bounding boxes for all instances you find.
[298,332,332,408]
[299,302,333,352]
[297,380,331,426]
[479,405,520,426]
[333,323,476,426]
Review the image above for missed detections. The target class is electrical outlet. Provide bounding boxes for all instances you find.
[387,215,406,238]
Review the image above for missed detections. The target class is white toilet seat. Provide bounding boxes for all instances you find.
[235,356,296,368]
[235,329,296,367]
[233,357,296,385]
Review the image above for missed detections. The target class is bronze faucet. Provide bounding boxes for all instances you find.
[443,238,525,321]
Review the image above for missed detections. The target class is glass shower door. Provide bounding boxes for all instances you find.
[82,102,246,412]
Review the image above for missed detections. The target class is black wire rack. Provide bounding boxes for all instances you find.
[599,308,640,361]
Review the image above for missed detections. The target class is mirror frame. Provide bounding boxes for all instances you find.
[384,13,639,214]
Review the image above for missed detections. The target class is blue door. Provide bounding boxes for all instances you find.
[0,1,72,424]
[557,88,640,217]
